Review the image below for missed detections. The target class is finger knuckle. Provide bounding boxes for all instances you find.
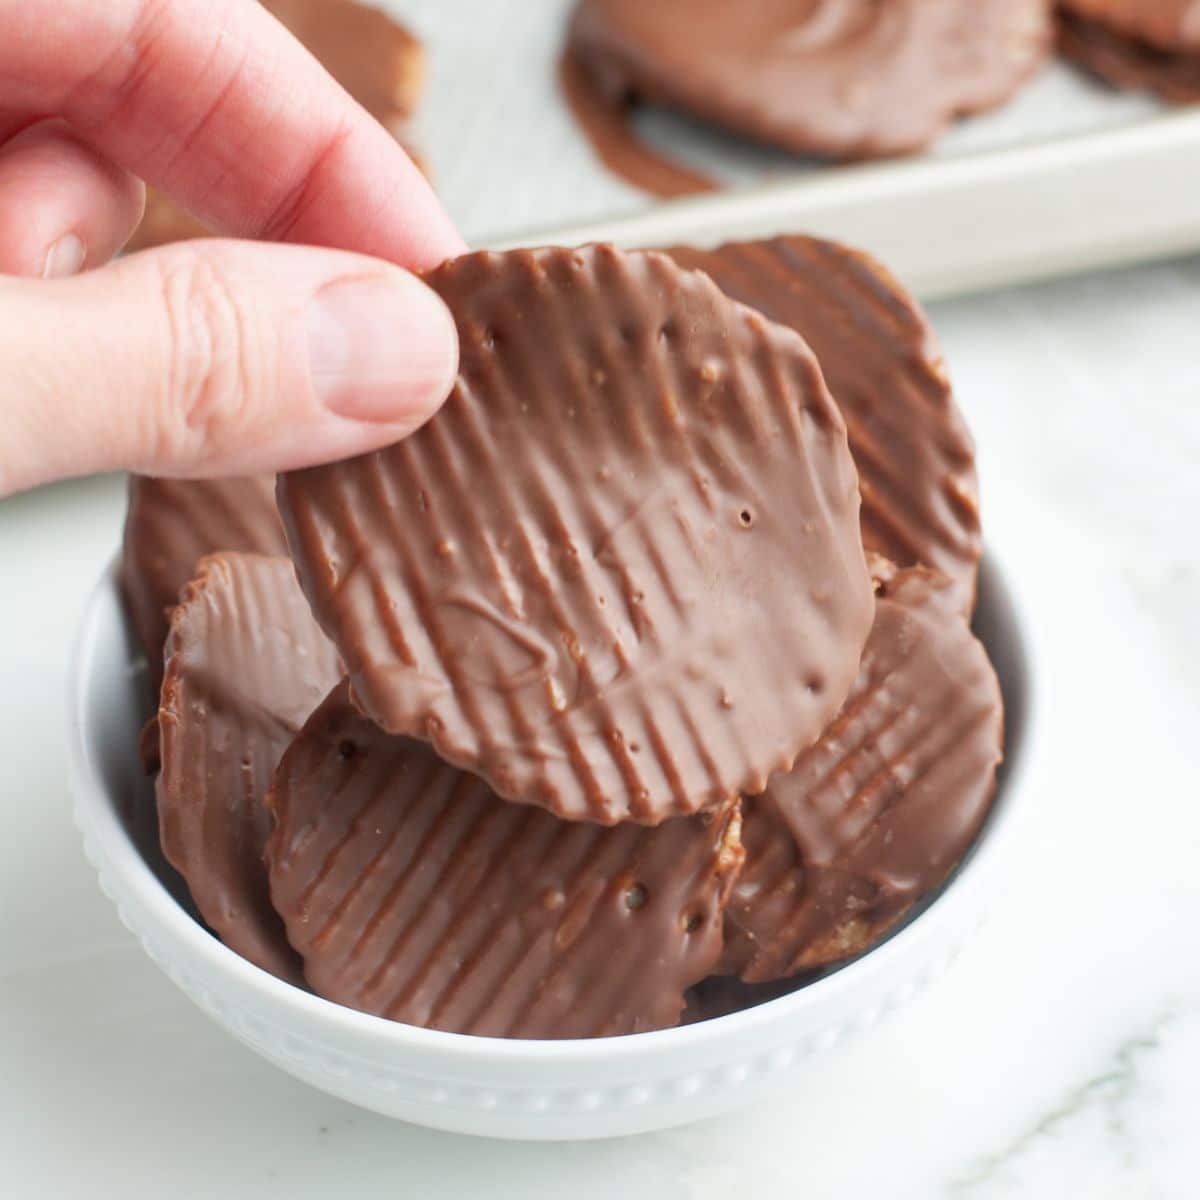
[152,249,266,462]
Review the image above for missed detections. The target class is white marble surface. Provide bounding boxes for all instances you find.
[2,252,1198,1196]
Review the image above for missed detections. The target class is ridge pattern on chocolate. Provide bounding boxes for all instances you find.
[157,552,341,984]
[566,0,1052,164]
[267,681,744,1039]
[278,245,874,825]
[119,474,287,686]
[1059,11,1200,101]
[667,236,981,613]
[723,565,1003,983]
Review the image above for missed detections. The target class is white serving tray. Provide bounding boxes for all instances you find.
[389,0,1200,299]
[493,108,1200,302]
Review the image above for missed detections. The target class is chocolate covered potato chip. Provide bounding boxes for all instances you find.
[278,245,875,825]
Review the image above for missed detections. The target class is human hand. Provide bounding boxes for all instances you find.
[0,0,465,497]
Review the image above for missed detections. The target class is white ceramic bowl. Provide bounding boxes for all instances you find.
[68,552,1036,1141]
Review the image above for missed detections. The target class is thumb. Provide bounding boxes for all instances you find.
[0,239,459,495]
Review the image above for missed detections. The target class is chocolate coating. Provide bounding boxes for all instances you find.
[1061,0,1200,52]
[119,475,287,688]
[567,0,1052,163]
[157,553,341,983]
[1059,11,1200,102]
[723,565,1003,983]
[278,245,874,825]
[126,0,424,251]
[667,236,981,613]
[267,681,744,1038]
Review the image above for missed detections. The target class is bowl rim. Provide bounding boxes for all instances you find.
[69,545,1038,1067]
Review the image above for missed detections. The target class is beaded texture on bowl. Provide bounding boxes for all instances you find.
[68,555,1032,1139]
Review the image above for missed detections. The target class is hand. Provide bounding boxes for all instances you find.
[0,0,465,497]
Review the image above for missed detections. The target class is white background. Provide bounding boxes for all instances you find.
[2,1,1200,1195]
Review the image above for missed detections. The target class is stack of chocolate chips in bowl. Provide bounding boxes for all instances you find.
[121,240,1004,1040]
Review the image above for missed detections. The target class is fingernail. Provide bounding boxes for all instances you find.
[42,233,86,279]
[305,270,458,425]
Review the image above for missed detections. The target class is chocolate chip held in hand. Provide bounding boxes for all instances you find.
[266,681,744,1038]
[157,553,341,984]
[667,236,981,613]
[278,245,874,825]
[127,0,426,251]
[119,475,287,688]
[566,0,1051,169]
[1059,12,1200,102]
[722,565,1004,984]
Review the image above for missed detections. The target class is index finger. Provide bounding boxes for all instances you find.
[0,0,463,267]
